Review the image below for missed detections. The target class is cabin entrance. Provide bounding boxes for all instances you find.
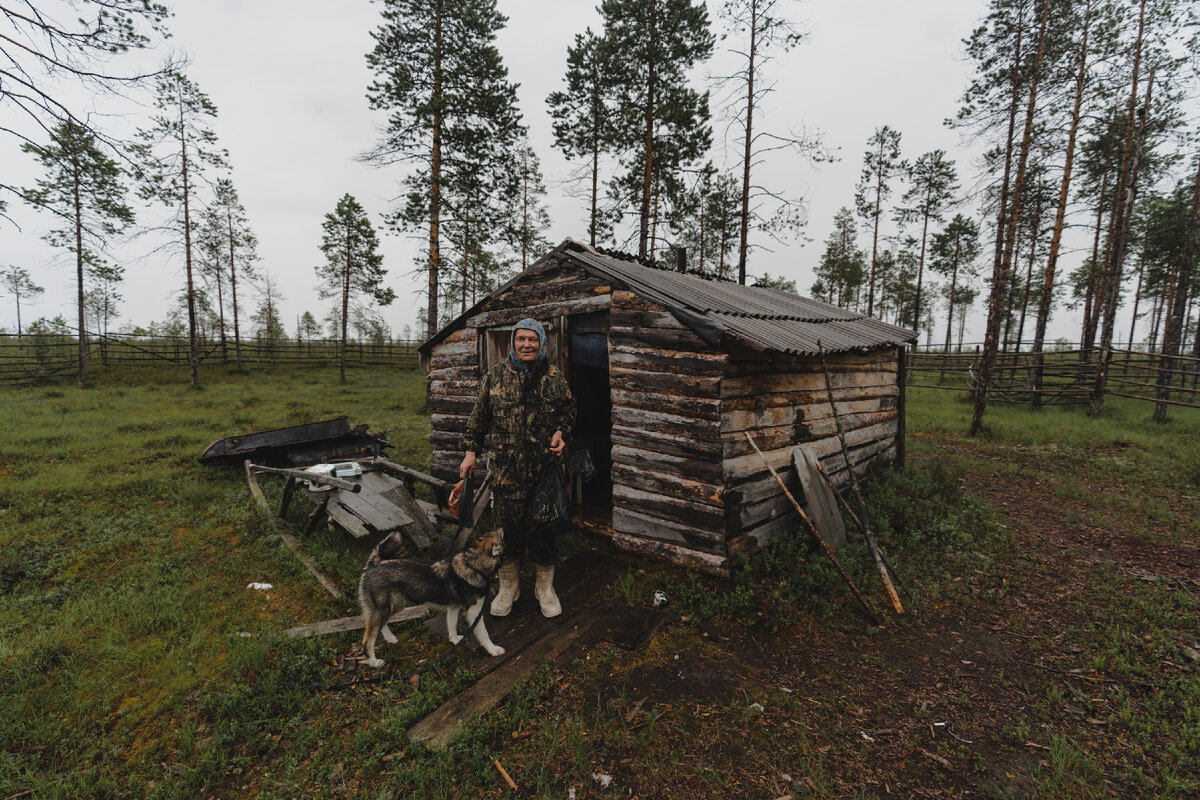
[567,313,612,523]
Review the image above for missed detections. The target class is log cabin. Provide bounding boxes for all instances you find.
[419,239,917,576]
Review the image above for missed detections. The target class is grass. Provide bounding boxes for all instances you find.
[1,365,1198,797]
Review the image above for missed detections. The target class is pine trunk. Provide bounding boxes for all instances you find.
[1089,6,1149,417]
[1032,0,1090,406]
[969,0,1028,436]
[73,164,86,387]
[736,0,757,286]
[341,222,351,384]
[1153,155,1200,420]
[427,6,444,340]
[179,87,200,387]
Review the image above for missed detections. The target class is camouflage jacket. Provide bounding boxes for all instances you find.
[464,359,576,490]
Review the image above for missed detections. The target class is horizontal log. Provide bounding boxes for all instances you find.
[610,463,723,508]
[610,405,721,443]
[611,426,721,463]
[609,346,727,377]
[722,407,897,444]
[722,419,897,481]
[726,349,895,376]
[611,388,720,421]
[428,394,478,415]
[427,352,478,371]
[611,505,724,549]
[721,369,897,398]
[431,413,468,433]
[608,307,685,329]
[610,443,722,484]
[437,327,476,346]
[613,484,724,530]
[724,466,805,508]
[820,441,897,484]
[734,514,801,550]
[729,491,798,531]
[430,338,476,357]
[611,290,660,310]
[720,385,898,413]
[468,293,611,328]
[610,530,729,577]
[609,326,710,353]
[429,431,467,452]
[426,365,480,383]
[428,379,480,396]
[610,366,722,399]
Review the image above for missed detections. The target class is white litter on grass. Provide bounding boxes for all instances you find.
[749,702,765,713]
[781,773,792,783]
[246,582,273,591]
[568,789,576,800]
[779,686,794,693]
[237,632,252,638]
[592,772,613,788]
[861,731,875,742]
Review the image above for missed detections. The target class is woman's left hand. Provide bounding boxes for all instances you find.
[549,430,565,456]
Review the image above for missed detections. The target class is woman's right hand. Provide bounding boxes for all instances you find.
[459,451,477,478]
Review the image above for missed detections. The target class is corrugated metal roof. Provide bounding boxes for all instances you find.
[566,245,916,355]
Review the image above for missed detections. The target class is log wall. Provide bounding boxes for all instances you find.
[607,289,728,568]
[721,349,901,549]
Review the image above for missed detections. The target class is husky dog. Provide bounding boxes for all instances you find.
[365,531,406,566]
[358,528,506,667]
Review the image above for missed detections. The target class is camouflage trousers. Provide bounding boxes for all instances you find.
[493,482,557,567]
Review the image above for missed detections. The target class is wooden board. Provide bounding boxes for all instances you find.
[284,606,429,638]
[793,446,847,549]
[407,550,625,749]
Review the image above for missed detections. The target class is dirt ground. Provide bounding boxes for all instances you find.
[483,443,1200,799]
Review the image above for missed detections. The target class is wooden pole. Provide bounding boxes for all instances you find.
[247,463,362,493]
[244,460,343,599]
[816,341,904,614]
[743,432,883,627]
[815,460,907,594]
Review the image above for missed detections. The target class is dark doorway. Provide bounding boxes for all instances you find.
[567,314,612,521]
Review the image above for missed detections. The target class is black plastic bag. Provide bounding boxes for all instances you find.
[526,455,569,533]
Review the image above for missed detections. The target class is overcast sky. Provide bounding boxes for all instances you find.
[2,0,1106,345]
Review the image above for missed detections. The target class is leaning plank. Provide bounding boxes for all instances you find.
[284,606,429,638]
[244,460,342,599]
[793,446,847,549]
[408,610,608,748]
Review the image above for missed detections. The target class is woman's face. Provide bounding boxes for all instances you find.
[513,329,541,362]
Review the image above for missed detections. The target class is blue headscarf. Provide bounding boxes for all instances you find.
[508,318,548,372]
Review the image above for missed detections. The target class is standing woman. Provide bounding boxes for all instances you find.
[460,318,576,617]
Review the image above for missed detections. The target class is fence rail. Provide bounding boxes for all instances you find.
[0,332,423,383]
[907,346,1200,410]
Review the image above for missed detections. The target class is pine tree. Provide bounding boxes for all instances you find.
[714,0,825,284]
[597,0,714,259]
[0,0,173,208]
[812,208,866,309]
[133,70,229,386]
[929,214,982,356]
[894,150,958,332]
[21,120,134,386]
[547,28,618,246]
[0,266,44,335]
[210,178,258,368]
[504,144,553,271]
[855,126,905,316]
[365,0,524,339]
[316,194,394,383]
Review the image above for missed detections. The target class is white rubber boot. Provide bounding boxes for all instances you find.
[490,561,520,617]
[534,563,562,618]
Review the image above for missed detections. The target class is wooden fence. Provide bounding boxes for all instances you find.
[0,332,423,383]
[907,346,1200,410]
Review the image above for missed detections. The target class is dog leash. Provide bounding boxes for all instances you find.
[242,607,490,695]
